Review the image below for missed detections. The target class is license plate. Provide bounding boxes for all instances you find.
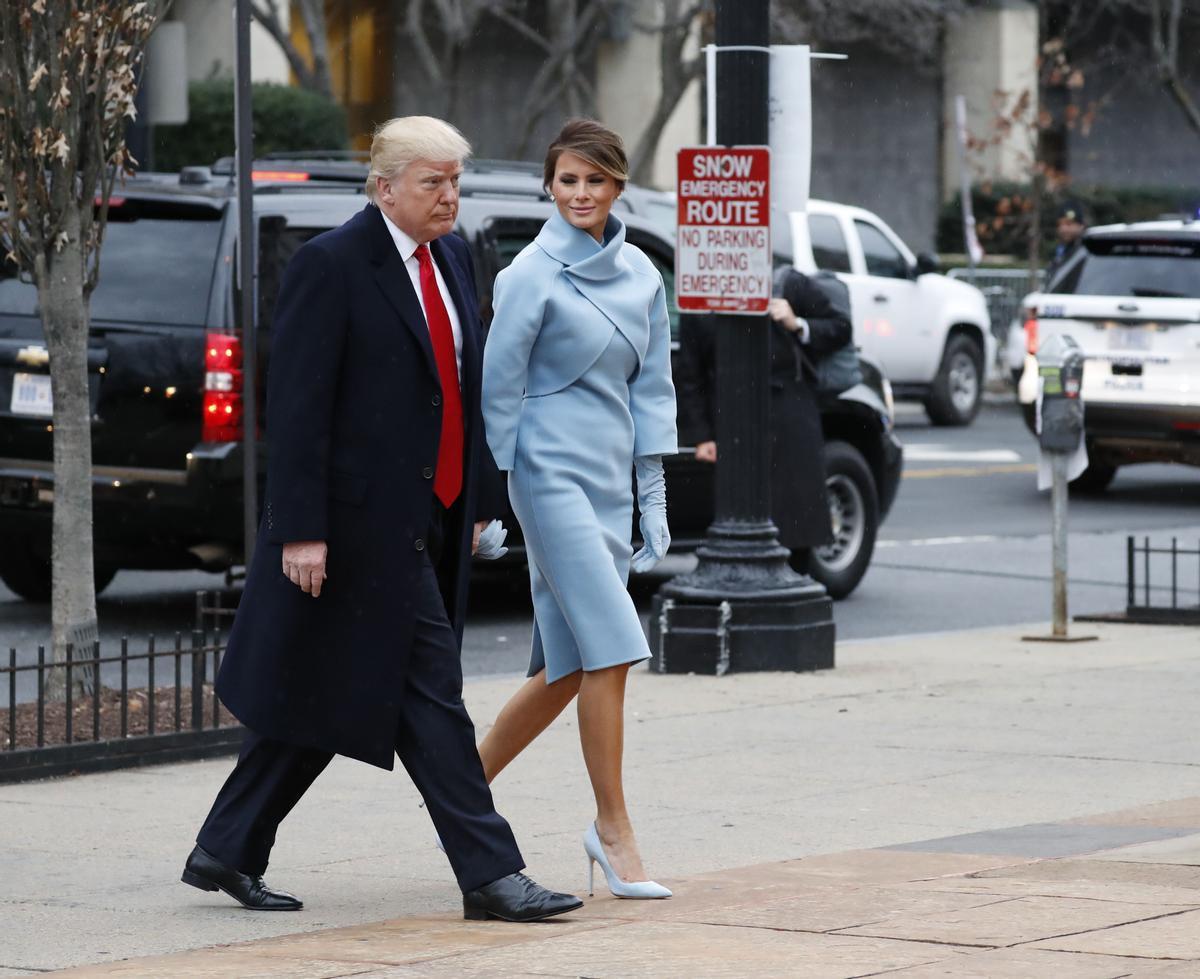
[10,372,53,416]
[1108,326,1152,351]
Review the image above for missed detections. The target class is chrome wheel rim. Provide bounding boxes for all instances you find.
[948,351,979,415]
[814,473,865,573]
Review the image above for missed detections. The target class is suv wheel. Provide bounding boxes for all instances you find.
[810,440,879,600]
[0,538,117,603]
[926,334,983,427]
[1070,459,1118,494]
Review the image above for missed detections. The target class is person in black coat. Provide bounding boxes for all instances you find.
[676,269,852,573]
[181,117,581,924]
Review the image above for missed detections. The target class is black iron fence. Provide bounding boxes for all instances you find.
[195,588,239,636]
[1125,536,1200,625]
[1,629,243,783]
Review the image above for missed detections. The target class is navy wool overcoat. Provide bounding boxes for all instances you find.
[216,204,498,770]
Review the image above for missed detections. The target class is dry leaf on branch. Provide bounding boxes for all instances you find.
[28,64,49,93]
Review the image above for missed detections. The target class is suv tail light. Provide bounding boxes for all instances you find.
[1023,307,1038,355]
[203,332,244,442]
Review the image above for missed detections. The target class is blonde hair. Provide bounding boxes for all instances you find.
[366,116,472,201]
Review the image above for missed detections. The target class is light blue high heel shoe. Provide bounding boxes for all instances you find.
[584,823,672,899]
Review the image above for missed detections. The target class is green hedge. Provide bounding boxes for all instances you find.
[937,183,1200,259]
[152,80,349,173]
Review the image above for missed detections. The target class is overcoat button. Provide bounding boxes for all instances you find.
[414,538,425,551]
[422,467,433,479]
[431,394,442,407]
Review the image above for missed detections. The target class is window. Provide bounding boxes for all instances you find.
[1060,248,1200,299]
[629,238,680,341]
[0,206,222,326]
[808,214,851,273]
[855,220,910,279]
[493,234,533,271]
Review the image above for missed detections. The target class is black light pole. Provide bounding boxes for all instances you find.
[650,0,834,674]
[234,0,258,567]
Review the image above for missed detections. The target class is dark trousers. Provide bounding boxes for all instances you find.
[196,501,522,894]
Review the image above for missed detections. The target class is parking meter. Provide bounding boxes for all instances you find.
[1037,334,1085,452]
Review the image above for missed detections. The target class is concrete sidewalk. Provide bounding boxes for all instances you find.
[3,620,1200,975]
[44,797,1200,977]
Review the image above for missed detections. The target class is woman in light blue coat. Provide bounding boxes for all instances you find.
[479,120,677,899]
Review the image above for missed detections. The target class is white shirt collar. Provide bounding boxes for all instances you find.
[377,207,423,264]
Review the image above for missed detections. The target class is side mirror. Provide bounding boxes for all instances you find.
[915,252,940,276]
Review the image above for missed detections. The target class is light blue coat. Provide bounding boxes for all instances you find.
[483,210,677,681]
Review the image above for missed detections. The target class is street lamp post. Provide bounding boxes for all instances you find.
[234,0,258,568]
[650,0,835,675]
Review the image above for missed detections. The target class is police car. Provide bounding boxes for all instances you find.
[1016,219,1200,490]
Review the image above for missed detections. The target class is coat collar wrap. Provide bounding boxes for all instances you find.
[533,210,649,366]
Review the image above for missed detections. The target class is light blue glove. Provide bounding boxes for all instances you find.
[475,519,509,561]
[631,455,670,574]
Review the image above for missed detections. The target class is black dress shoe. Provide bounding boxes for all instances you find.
[181,844,303,911]
[462,872,583,922]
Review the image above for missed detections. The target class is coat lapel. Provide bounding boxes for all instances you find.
[535,211,650,367]
[364,205,439,382]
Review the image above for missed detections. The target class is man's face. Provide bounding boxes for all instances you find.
[1057,216,1085,245]
[375,159,462,243]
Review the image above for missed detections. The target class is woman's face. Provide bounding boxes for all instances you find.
[551,151,621,242]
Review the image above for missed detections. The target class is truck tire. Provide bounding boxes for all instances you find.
[0,538,117,603]
[810,441,879,600]
[1070,460,1118,494]
[926,334,983,427]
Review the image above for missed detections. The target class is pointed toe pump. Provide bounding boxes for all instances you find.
[584,823,672,900]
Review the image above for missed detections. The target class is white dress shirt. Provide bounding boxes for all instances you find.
[378,209,464,382]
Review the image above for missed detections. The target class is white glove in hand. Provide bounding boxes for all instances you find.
[475,519,509,560]
[631,455,670,574]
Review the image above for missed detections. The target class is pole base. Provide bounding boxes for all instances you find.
[1020,633,1100,643]
[648,591,835,675]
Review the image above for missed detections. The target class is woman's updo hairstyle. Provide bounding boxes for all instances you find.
[543,118,629,193]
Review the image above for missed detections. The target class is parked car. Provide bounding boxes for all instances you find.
[0,160,900,601]
[777,202,993,426]
[1014,219,1200,491]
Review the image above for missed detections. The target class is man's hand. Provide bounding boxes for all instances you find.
[282,541,328,598]
[473,520,486,555]
[695,440,717,463]
[768,297,798,331]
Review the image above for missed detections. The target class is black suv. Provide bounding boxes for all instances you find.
[0,160,901,601]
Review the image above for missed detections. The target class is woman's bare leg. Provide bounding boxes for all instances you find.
[477,669,582,783]
[577,663,647,883]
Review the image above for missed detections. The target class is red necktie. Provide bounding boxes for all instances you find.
[415,244,463,507]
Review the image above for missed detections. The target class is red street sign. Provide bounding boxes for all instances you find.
[675,146,771,315]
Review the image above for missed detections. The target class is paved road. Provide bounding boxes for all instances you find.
[2,398,1198,698]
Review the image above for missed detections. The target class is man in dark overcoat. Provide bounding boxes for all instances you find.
[181,116,581,923]
[677,269,852,572]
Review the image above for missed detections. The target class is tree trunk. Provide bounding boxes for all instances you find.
[629,2,704,186]
[630,66,694,185]
[36,202,98,700]
[296,0,334,100]
[1028,176,1043,295]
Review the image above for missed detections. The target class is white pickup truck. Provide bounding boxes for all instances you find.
[1016,220,1200,490]
[785,201,994,426]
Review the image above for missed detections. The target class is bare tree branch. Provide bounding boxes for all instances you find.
[1148,0,1200,136]
[629,0,710,184]
[250,0,333,98]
